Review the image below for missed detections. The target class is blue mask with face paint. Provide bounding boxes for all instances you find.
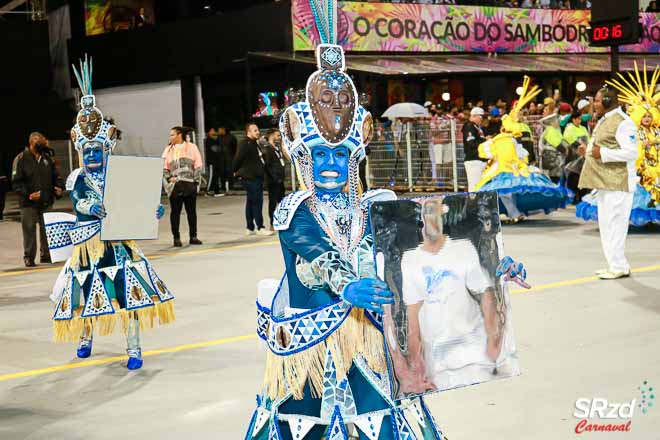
[312,145,349,194]
[83,143,105,174]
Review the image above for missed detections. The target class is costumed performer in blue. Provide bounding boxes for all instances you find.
[577,62,660,227]
[474,76,572,223]
[47,57,175,370]
[245,2,529,438]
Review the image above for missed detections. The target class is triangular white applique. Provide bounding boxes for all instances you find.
[285,416,316,439]
[410,399,426,428]
[123,262,154,310]
[354,412,385,440]
[99,266,119,281]
[74,270,91,286]
[252,407,270,438]
[81,269,114,317]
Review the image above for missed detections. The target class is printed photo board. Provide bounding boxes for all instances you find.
[101,155,163,241]
[370,192,520,400]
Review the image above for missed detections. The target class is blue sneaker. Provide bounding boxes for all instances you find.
[76,338,93,358]
[127,348,143,370]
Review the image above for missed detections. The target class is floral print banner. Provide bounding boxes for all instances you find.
[292,1,660,54]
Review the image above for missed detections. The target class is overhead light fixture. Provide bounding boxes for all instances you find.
[516,86,523,95]
[442,92,451,102]
[576,81,587,92]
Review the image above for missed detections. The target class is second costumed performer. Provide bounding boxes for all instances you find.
[47,57,175,370]
[244,4,445,439]
[474,76,572,222]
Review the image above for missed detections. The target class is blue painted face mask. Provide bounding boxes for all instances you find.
[83,143,104,174]
[312,145,349,193]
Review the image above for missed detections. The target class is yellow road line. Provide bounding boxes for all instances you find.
[1,263,658,383]
[510,263,660,294]
[0,334,257,382]
[0,240,279,278]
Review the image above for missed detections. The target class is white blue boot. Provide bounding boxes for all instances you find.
[126,317,142,370]
[76,337,93,358]
[127,348,143,370]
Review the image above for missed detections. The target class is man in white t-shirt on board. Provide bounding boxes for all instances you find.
[401,197,511,390]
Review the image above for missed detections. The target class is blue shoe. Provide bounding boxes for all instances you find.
[76,338,93,358]
[127,349,143,370]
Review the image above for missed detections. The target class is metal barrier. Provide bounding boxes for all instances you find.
[367,119,545,192]
[204,118,546,194]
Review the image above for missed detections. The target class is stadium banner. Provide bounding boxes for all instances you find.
[292,1,660,54]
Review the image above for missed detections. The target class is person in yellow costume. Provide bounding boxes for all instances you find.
[577,62,660,226]
[475,76,572,222]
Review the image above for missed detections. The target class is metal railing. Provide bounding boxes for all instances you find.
[367,119,546,192]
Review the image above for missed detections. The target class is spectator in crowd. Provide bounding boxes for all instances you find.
[515,116,537,164]
[162,126,204,247]
[575,0,591,9]
[647,1,659,12]
[204,127,225,197]
[563,111,590,203]
[484,107,503,137]
[577,98,593,127]
[233,123,272,236]
[539,114,568,183]
[542,97,556,116]
[261,129,286,230]
[12,132,64,267]
[558,102,573,130]
[462,107,487,192]
[218,126,237,191]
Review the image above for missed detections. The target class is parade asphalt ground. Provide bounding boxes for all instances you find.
[0,194,658,440]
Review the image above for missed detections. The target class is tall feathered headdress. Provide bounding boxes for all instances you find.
[502,76,542,137]
[279,0,373,200]
[607,61,660,127]
[70,55,117,154]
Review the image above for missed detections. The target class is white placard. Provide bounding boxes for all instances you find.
[101,155,164,241]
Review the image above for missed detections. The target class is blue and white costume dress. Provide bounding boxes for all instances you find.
[47,58,174,358]
[576,183,660,226]
[245,41,445,440]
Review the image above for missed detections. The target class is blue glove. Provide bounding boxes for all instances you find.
[496,256,530,289]
[341,278,395,314]
[156,204,165,220]
[90,203,107,219]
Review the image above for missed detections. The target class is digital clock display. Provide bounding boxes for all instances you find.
[589,19,640,46]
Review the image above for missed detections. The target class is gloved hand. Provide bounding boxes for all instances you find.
[496,256,530,289]
[156,204,165,220]
[341,278,394,314]
[90,203,107,219]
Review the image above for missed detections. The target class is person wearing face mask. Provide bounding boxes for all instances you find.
[261,128,287,230]
[12,132,64,267]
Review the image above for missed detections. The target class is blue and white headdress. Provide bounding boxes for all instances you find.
[279,0,374,200]
[70,55,117,155]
